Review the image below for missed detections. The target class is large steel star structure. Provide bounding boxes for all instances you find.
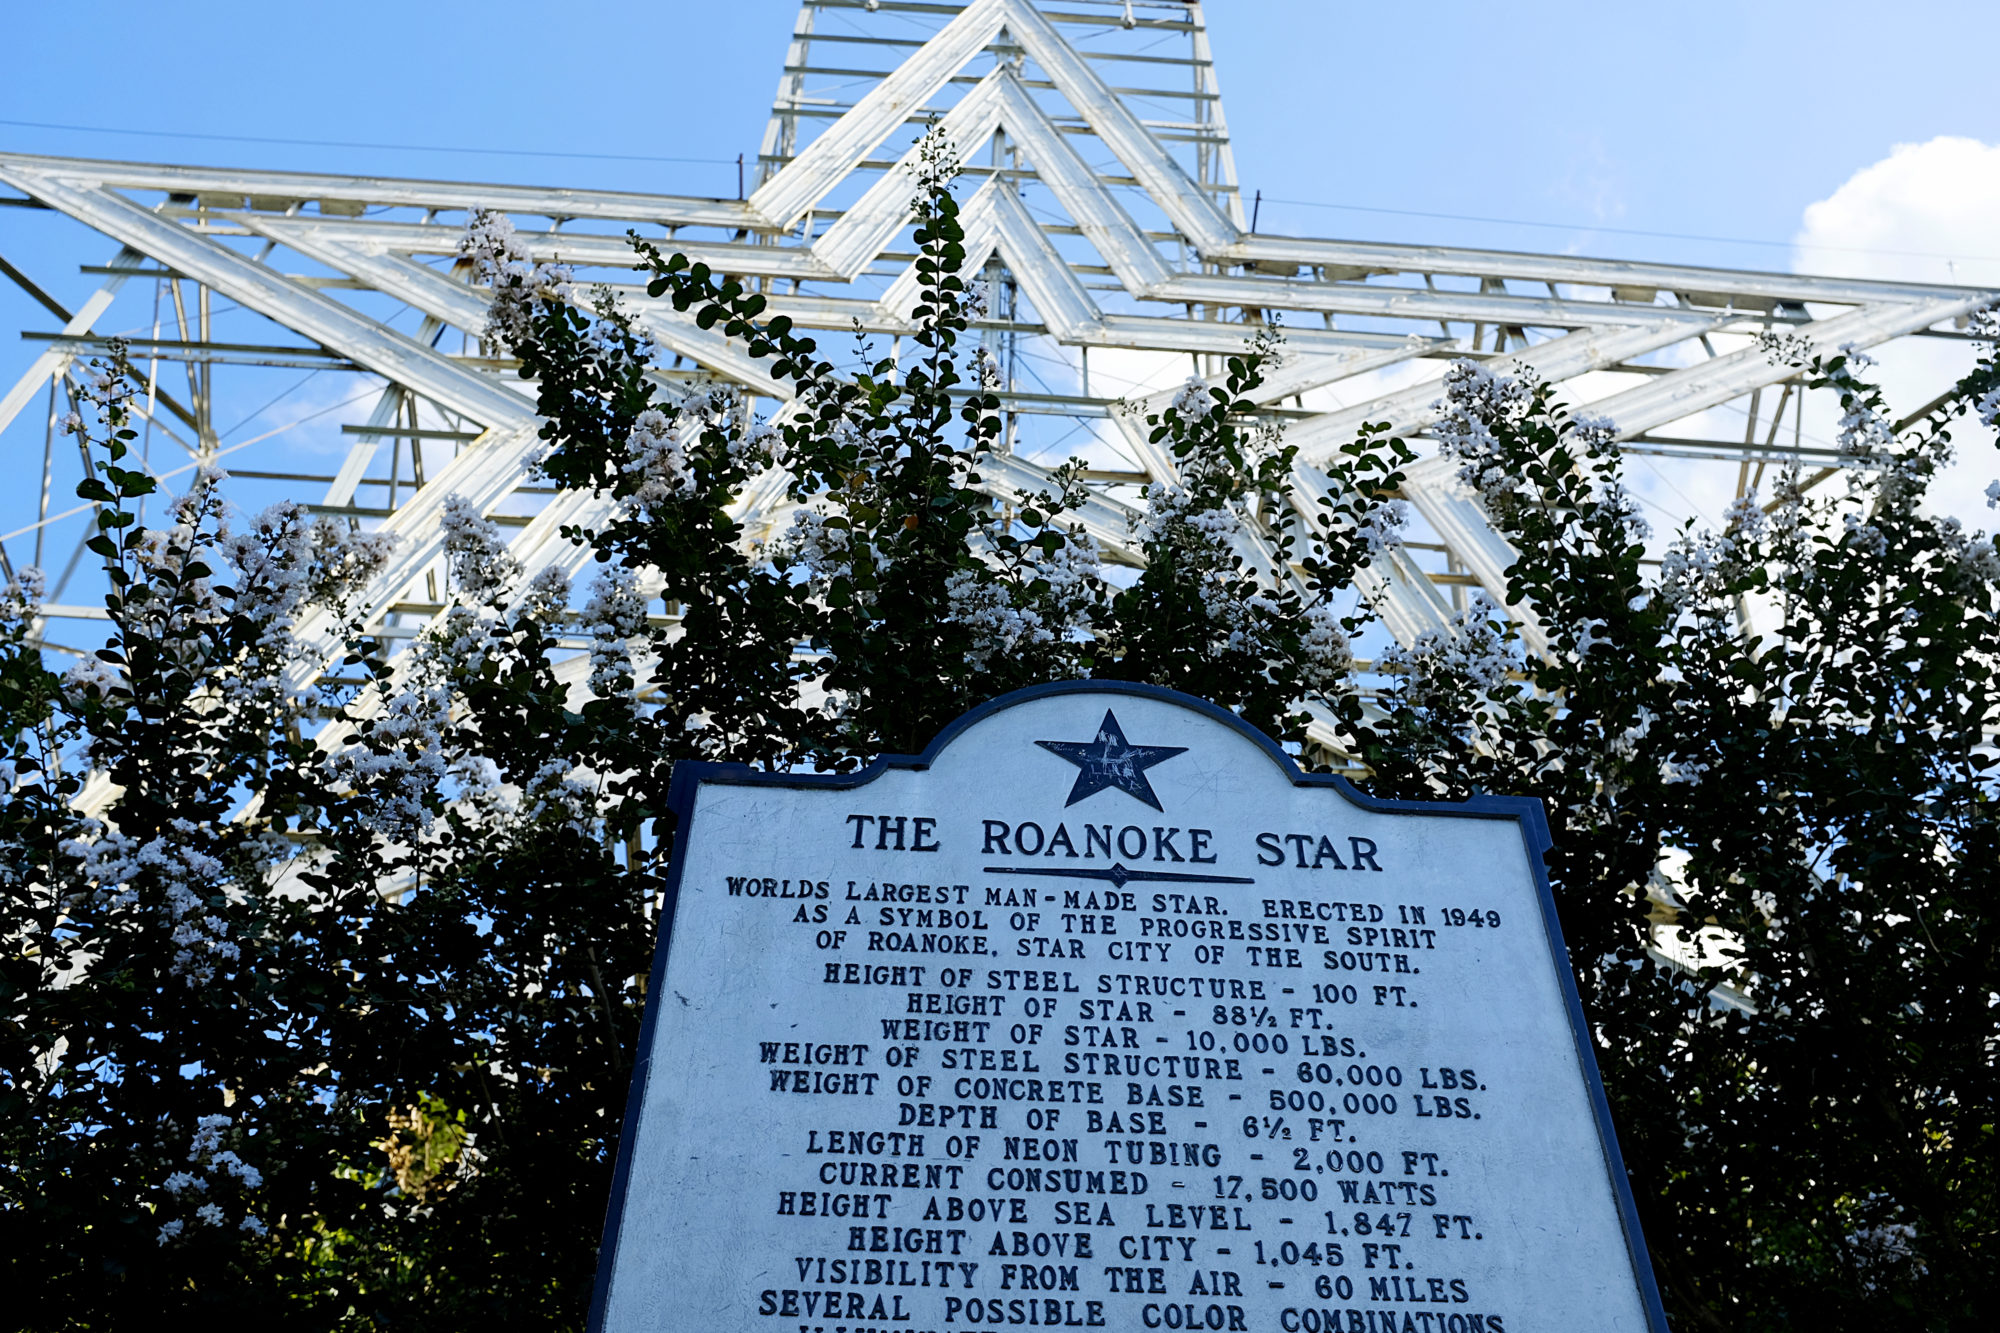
[2,0,1994,767]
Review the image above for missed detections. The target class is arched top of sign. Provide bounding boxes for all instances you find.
[673,678,1554,834]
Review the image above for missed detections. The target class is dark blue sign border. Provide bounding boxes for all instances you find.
[588,679,1671,1333]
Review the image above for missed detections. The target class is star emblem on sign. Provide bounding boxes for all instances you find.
[1036,710,1188,811]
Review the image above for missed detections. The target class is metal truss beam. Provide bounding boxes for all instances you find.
[2,0,1994,690]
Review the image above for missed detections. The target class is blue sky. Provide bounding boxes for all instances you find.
[1215,0,2000,280]
[4,0,1997,287]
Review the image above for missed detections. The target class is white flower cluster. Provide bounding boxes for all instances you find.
[743,414,779,468]
[580,304,656,378]
[623,407,695,505]
[1985,479,1999,510]
[1835,398,1896,460]
[1843,1195,1925,1292]
[157,1114,264,1245]
[1854,1229,1926,1290]
[57,819,239,984]
[453,598,527,673]
[1201,582,1284,659]
[516,564,571,623]
[1170,377,1214,419]
[580,564,648,697]
[1594,479,1651,543]
[1137,480,1234,551]
[520,756,601,835]
[449,753,515,818]
[779,506,890,600]
[1295,600,1354,690]
[1656,491,1770,608]
[1748,887,1784,943]
[225,502,318,633]
[1935,515,2000,587]
[973,347,1001,391]
[2,565,44,629]
[62,358,137,439]
[1722,493,1768,544]
[943,572,1027,670]
[1356,498,1409,555]
[459,209,573,347]
[83,359,133,404]
[962,280,991,322]
[619,388,761,508]
[1378,593,1516,708]
[307,513,396,619]
[62,655,120,704]
[1659,758,1710,787]
[220,503,392,707]
[1657,537,1732,608]
[441,493,520,604]
[1136,481,1348,682]
[943,529,1103,671]
[782,507,851,581]
[1432,361,1532,508]
[125,468,232,641]
[1568,411,1618,452]
[55,819,137,911]
[327,683,453,840]
[1821,347,1946,516]
[1033,528,1104,613]
[145,827,236,983]
[1841,511,1889,557]
[1978,386,2000,433]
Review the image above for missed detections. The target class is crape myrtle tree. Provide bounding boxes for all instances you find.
[2,125,1994,1325]
[1359,324,2000,1329]
[1,136,1395,1327]
[471,131,1387,766]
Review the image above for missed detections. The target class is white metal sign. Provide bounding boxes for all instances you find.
[591,682,1668,1333]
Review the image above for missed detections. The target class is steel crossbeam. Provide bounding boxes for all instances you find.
[0,163,528,426]
[1590,297,1989,441]
[0,247,142,438]
[0,152,758,229]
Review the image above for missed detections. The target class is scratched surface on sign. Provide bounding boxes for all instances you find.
[593,687,1659,1333]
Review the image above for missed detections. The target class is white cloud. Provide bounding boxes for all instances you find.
[1793,136,2000,529]
[1795,136,2000,288]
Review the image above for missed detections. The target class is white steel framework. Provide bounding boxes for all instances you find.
[2,0,1994,736]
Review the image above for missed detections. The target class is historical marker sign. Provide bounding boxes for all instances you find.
[590,682,1669,1333]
